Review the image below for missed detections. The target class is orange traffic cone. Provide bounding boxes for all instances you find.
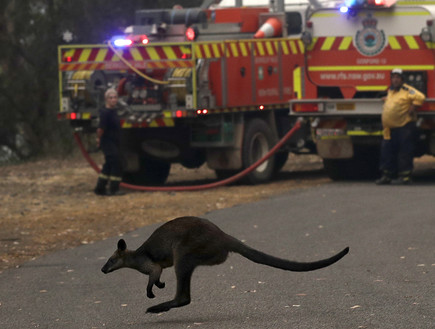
[254,17,282,39]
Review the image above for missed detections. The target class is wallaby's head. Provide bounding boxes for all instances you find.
[101,239,128,274]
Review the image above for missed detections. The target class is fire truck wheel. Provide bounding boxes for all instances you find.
[242,118,277,184]
[123,157,171,186]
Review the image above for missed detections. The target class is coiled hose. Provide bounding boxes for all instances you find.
[73,119,302,191]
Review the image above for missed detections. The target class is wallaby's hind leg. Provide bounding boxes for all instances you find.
[147,257,195,313]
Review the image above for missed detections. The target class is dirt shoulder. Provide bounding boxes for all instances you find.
[0,153,328,272]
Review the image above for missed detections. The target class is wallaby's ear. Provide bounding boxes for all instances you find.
[117,239,127,251]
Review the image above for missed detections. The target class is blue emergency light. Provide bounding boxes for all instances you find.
[339,0,387,13]
[113,37,133,47]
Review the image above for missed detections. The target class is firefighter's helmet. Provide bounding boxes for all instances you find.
[391,68,404,79]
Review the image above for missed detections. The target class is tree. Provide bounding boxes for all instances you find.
[0,0,202,160]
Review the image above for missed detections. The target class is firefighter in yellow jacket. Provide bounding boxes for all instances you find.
[376,68,426,185]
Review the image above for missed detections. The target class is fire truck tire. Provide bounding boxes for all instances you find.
[123,157,171,186]
[242,119,277,184]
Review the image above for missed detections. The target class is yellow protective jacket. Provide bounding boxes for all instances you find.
[382,83,425,139]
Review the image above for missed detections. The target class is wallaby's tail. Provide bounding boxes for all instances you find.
[229,238,349,272]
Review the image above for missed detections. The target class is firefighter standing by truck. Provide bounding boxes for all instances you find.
[94,89,124,195]
[376,69,426,185]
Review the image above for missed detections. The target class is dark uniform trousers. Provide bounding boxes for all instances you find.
[95,153,122,195]
[101,155,122,181]
[379,121,416,177]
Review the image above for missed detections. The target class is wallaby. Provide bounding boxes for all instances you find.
[101,216,349,313]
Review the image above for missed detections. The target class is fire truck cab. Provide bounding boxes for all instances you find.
[290,0,435,179]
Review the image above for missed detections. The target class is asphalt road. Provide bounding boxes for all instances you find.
[0,181,433,328]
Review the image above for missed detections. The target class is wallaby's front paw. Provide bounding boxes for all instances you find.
[156,281,165,289]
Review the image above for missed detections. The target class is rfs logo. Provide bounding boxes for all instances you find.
[354,14,386,56]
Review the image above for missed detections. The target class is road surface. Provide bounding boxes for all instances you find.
[0,181,433,328]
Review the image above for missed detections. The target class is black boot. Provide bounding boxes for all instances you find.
[375,171,392,185]
[94,177,108,195]
[108,180,124,196]
[392,172,412,185]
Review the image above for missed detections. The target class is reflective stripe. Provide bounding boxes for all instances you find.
[321,37,335,51]
[356,85,388,91]
[347,131,383,136]
[293,67,302,99]
[309,65,434,71]
[121,117,175,128]
[404,36,419,49]
[388,36,401,50]
[338,37,352,50]
[109,176,122,181]
[99,174,109,179]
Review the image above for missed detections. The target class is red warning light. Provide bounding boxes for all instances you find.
[66,56,72,62]
[185,27,198,41]
[141,35,149,45]
[259,105,265,110]
[196,109,209,115]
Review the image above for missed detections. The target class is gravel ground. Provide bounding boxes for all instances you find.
[0,152,328,272]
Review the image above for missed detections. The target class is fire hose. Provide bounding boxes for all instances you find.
[73,119,302,192]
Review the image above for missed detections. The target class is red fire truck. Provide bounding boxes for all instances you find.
[289,0,435,179]
[58,0,435,184]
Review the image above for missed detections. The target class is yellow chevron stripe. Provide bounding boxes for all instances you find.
[239,43,249,57]
[321,37,335,51]
[212,43,221,57]
[257,42,265,56]
[338,37,352,50]
[63,49,75,60]
[147,47,160,60]
[130,48,142,61]
[388,36,401,50]
[203,44,212,58]
[163,118,174,126]
[404,36,419,49]
[89,63,100,70]
[265,41,274,55]
[78,48,91,62]
[180,46,192,56]
[281,41,289,55]
[230,43,239,57]
[289,40,298,54]
[195,46,203,58]
[163,46,177,59]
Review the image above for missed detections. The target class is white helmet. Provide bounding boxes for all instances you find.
[391,68,403,77]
